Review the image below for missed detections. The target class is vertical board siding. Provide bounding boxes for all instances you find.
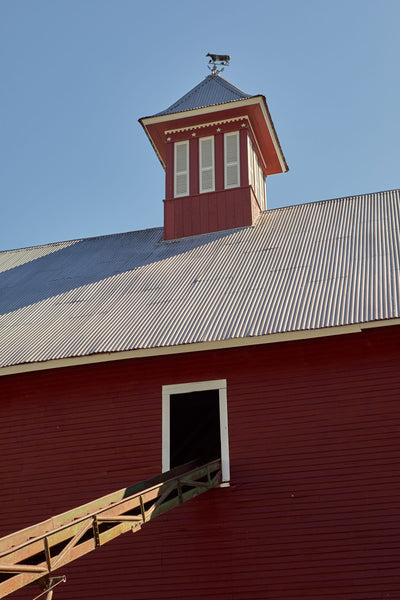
[214,132,224,191]
[165,141,174,200]
[163,186,255,239]
[189,137,199,196]
[239,127,249,187]
[1,326,400,599]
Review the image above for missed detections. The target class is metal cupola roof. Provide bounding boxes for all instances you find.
[139,65,288,176]
[154,74,253,116]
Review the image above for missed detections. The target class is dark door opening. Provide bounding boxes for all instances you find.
[170,389,221,469]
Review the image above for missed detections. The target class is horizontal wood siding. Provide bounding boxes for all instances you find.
[1,325,400,599]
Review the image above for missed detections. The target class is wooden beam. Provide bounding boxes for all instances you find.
[0,460,222,599]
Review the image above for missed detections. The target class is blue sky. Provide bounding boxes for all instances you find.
[1,0,399,251]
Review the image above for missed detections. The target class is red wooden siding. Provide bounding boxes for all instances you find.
[165,141,174,200]
[141,100,287,177]
[163,121,265,239]
[189,137,199,196]
[1,325,400,599]
[214,132,224,191]
[163,185,260,239]
[239,127,249,187]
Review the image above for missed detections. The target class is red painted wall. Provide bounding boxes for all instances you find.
[163,186,260,239]
[1,325,400,599]
[163,125,263,239]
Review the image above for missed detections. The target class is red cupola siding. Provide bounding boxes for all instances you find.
[140,74,288,240]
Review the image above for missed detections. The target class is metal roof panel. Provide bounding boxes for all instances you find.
[154,74,252,116]
[0,190,399,368]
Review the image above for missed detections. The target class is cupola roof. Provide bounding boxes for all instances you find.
[139,74,288,176]
[154,74,253,116]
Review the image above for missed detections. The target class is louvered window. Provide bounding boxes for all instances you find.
[247,136,266,210]
[257,160,266,209]
[224,132,240,189]
[248,136,255,192]
[199,136,215,193]
[174,141,189,197]
[255,155,260,201]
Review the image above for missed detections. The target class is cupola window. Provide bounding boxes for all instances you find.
[174,141,189,197]
[248,137,266,210]
[199,136,215,193]
[224,131,240,189]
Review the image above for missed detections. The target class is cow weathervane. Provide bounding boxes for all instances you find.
[206,53,231,75]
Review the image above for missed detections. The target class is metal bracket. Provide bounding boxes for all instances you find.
[32,576,66,600]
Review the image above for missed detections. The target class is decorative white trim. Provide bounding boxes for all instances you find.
[1,319,399,377]
[165,116,249,136]
[166,117,267,174]
[162,379,229,483]
[140,96,287,173]
[141,97,263,126]
[258,99,287,173]
[166,117,267,175]
[246,122,267,173]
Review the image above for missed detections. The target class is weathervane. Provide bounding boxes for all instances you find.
[206,53,231,75]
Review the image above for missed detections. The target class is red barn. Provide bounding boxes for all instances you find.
[1,68,400,600]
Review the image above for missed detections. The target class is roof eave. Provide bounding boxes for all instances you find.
[2,318,399,378]
[139,118,166,170]
[139,96,288,174]
[140,95,260,126]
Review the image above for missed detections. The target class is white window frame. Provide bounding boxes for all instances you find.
[199,136,215,193]
[248,136,255,192]
[224,131,240,189]
[174,140,189,198]
[257,160,266,210]
[247,136,266,210]
[162,379,230,485]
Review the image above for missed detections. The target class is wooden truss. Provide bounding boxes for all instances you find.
[0,460,221,599]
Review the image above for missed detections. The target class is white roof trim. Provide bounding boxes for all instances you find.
[1,318,399,378]
[258,100,287,173]
[141,98,261,126]
[165,115,249,135]
[141,96,287,173]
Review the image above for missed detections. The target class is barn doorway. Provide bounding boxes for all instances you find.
[170,389,220,468]
[162,380,230,483]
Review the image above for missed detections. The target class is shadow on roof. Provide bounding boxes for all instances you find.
[0,227,237,316]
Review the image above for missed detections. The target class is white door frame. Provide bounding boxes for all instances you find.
[162,379,230,484]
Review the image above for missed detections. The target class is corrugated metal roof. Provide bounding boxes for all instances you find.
[1,189,399,369]
[154,74,252,116]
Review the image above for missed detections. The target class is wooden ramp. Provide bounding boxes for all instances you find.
[0,460,221,599]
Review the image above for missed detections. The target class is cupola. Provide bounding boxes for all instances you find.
[139,60,288,240]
